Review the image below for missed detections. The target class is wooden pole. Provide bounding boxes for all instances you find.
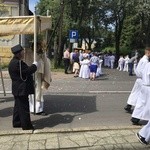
[33,6,37,115]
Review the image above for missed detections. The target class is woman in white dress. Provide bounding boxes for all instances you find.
[79,56,90,79]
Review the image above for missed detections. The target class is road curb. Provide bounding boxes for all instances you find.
[0,126,141,136]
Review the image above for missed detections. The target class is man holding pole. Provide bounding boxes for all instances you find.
[8,44,38,130]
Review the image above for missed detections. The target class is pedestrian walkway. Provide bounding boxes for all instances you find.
[0,126,150,150]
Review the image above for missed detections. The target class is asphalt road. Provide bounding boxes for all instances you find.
[0,68,138,131]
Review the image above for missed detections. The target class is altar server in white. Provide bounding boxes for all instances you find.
[135,62,150,145]
[123,55,130,71]
[117,55,124,71]
[124,47,150,125]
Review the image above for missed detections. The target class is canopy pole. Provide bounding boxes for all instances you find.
[33,6,37,115]
[0,57,6,96]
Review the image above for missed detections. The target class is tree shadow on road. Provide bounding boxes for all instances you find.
[0,96,14,104]
[0,96,14,117]
[32,94,97,129]
[44,94,97,114]
[0,107,13,117]
[32,114,77,129]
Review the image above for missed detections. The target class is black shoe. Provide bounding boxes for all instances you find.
[13,125,21,128]
[131,118,141,126]
[23,126,34,130]
[136,133,148,145]
[13,123,21,128]
[124,106,131,112]
[36,111,48,116]
[124,105,132,113]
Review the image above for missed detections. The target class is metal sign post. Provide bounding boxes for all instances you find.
[69,30,78,51]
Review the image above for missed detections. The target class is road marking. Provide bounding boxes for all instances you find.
[0,90,131,95]
[89,91,131,94]
[0,91,11,94]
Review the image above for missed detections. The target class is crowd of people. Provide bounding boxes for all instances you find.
[103,52,139,76]
[63,48,103,80]
[63,48,140,79]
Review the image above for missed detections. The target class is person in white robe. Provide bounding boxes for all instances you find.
[69,50,75,73]
[79,50,84,61]
[109,54,115,69]
[136,121,150,145]
[26,42,52,115]
[133,58,138,74]
[103,54,108,67]
[134,62,150,145]
[123,55,130,71]
[96,56,103,77]
[132,62,150,120]
[105,54,110,67]
[79,56,90,79]
[107,55,111,68]
[117,55,125,71]
[124,48,150,124]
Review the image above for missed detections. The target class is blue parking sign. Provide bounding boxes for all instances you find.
[69,30,78,39]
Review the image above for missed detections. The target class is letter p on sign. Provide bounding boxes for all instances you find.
[69,30,78,39]
[72,31,76,38]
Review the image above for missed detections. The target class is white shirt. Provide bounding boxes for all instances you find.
[63,50,70,59]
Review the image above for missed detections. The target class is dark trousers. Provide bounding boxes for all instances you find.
[128,63,133,75]
[13,95,33,130]
[64,58,70,73]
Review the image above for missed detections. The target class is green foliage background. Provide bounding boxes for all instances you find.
[35,0,150,67]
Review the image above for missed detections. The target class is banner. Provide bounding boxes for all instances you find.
[0,15,52,36]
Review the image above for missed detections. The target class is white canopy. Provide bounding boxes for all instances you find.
[0,15,52,36]
[0,15,52,106]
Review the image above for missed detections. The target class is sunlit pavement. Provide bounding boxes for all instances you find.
[0,68,149,149]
